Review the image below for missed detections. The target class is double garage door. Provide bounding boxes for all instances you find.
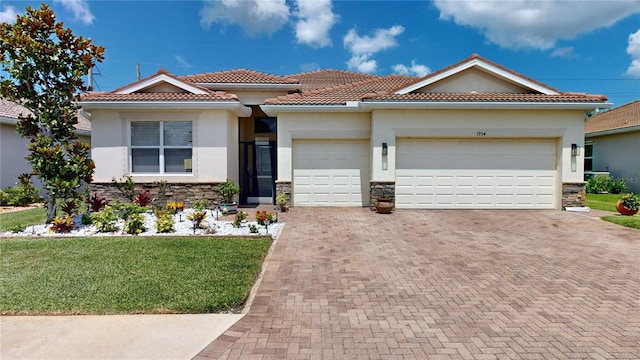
[396,139,557,209]
[292,139,557,209]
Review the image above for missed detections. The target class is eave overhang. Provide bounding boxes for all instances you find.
[79,101,252,117]
[585,125,640,138]
[1,116,91,136]
[358,101,612,111]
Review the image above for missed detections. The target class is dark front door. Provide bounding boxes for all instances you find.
[241,140,276,204]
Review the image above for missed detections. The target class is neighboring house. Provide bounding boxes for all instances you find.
[585,100,640,192]
[80,54,609,209]
[0,98,91,190]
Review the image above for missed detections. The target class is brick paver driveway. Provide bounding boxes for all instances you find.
[195,209,639,359]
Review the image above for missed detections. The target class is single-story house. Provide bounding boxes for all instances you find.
[585,99,640,192]
[0,98,91,190]
[80,54,610,209]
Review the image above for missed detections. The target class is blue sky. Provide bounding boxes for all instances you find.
[2,0,639,107]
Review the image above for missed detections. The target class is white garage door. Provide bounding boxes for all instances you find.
[396,139,557,209]
[293,140,370,206]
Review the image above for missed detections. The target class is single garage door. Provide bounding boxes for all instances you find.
[293,140,370,206]
[396,139,557,209]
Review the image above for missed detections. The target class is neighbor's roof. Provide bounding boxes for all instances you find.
[0,98,91,132]
[180,69,298,85]
[585,99,640,134]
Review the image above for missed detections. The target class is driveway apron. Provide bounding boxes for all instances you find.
[195,208,639,359]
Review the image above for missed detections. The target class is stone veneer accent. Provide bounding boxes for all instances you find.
[89,182,222,207]
[562,182,586,208]
[369,181,395,211]
[275,181,292,206]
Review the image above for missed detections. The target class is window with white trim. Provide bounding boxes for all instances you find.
[584,141,593,172]
[131,121,192,173]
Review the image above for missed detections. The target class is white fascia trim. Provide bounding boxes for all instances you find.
[116,74,209,95]
[396,59,559,95]
[359,101,612,111]
[260,103,362,117]
[585,125,640,138]
[79,101,252,117]
[197,83,301,91]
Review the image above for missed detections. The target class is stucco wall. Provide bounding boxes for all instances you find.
[90,109,238,184]
[588,130,640,192]
[276,112,371,182]
[1,123,90,190]
[421,68,529,94]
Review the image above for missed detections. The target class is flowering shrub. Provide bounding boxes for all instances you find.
[124,213,146,235]
[255,210,275,226]
[232,211,248,228]
[155,212,175,233]
[134,190,154,207]
[167,201,184,214]
[50,215,75,233]
[86,193,110,212]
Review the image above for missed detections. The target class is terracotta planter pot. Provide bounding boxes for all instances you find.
[375,198,394,214]
[616,200,638,216]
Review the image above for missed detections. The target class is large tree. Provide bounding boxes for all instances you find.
[0,4,104,222]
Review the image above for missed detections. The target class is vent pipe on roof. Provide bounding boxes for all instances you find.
[88,67,93,91]
[136,63,141,81]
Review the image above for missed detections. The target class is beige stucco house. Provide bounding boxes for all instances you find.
[585,100,640,192]
[80,55,610,209]
[0,99,91,190]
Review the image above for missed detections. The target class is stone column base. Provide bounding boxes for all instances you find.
[562,182,586,208]
[369,181,395,211]
[275,181,292,206]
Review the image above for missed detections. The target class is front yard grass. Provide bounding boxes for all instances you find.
[600,216,640,229]
[585,193,623,212]
[0,236,272,315]
[0,207,47,232]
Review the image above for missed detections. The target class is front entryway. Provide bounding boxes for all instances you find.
[239,113,277,205]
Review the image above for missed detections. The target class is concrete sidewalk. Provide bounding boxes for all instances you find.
[1,314,243,359]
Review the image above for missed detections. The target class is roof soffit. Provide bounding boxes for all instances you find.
[395,57,559,96]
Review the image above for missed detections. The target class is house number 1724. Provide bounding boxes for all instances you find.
[476,131,487,136]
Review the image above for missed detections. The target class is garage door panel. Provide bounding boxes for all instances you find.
[293,140,369,207]
[396,139,557,209]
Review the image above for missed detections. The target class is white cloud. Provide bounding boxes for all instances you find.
[343,25,405,73]
[54,0,94,25]
[626,29,640,78]
[300,62,321,72]
[550,46,578,59]
[433,0,640,50]
[200,0,290,36]
[392,60,431,77]
[175,55,192,68]
[294,0,337,48]
[0,5,18,23]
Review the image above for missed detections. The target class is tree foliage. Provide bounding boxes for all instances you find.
[0,4,104,222]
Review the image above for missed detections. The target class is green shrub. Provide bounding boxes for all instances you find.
[608,178,627,194]
[81,213,92,225]
[0,175,41,206]
[192,199,209,211]
[112,201,147,220]
[91,205,119,233]
[124,213,146,235]
[187,210,208,232]
[620,193,639,211]
[155,212,175,233]
[112,175,136,201]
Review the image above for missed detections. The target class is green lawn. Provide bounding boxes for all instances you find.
[0,236,272,315]
[585,193,623,212]
[0,207,47,232]
[601,216,640,229]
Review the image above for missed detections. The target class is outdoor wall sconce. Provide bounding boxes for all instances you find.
[571,143,580,156]
[382,142,388,156]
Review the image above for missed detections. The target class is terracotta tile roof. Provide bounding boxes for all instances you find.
[397,53,561,94]
[287,69,381,92]
[585,99,640,134]
[0,98,90,132]
[362,92,609,103]
[81,91,238,102]
[265,75,418,105]
[180,69,299,84]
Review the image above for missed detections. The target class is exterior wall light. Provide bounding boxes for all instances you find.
[571,144,580,156]
[382,142,388,156]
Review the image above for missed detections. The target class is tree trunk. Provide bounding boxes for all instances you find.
[46,197,57,223]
